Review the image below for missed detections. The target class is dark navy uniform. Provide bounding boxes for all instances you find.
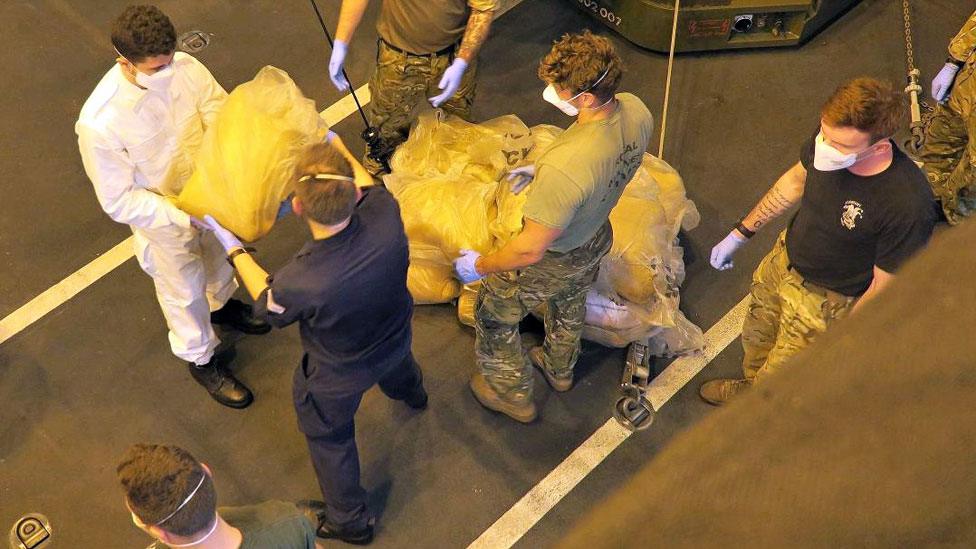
[254,186,424,530]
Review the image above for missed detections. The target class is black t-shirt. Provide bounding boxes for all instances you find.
[254,186,413,394]
[785,135,937,296]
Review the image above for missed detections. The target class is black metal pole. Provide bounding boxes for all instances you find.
[308,0,370,129]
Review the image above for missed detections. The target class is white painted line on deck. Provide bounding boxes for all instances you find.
[321,84,371,127]
[0,237,136,345]
[467,295,751,549]
[0,88,371,346]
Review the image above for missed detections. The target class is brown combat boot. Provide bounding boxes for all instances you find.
[469,373,537,423]
[699,378,753,406]
[528,346,572,392]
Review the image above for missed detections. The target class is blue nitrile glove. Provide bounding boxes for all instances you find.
[429,58,468,107]
[277,194,294,220]
[453,248,483,284]
[507,165,536,195]
[202,215,243,252]
[932,62,961,102]
[329,40,350,92]
[709,231,748,271]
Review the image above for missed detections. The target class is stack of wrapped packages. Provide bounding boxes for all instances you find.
[384,112,704,357]
[177,66,329,241]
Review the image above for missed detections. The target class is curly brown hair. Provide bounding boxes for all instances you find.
[117,444,216,537]
[820,77,906,143]
[538,29,623,103]
[111,5,176,62]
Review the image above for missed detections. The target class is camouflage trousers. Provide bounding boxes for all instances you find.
[475,223,613,402]
[741,232,858,382]
[363,39,478,173]
[918,59,976,224]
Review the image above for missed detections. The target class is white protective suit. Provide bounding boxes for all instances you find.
[76,52,236,364]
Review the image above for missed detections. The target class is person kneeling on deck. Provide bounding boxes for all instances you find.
[700,77,937,406]
[452,30,653,424]
[202,136,427,544]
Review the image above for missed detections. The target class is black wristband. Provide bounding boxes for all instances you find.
[734,221,755,239]
[947,56,965,68]
[226,246,256,266]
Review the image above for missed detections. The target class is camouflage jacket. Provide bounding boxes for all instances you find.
[949,11,976,63]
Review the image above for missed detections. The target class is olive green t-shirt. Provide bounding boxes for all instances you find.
[377,0,499,55]
[152,501,316,549]
[223,501,316,548]
[523,93,654,253]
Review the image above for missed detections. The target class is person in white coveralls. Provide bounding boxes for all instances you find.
[76,5,269,409]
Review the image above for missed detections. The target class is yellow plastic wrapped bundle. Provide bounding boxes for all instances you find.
[456,282,481,327]
[388,112,703,356]
[388,112,531,181]
[385,113,535,304]
[409,261,462,305]
[177,66,327,241]
[489,124,562,245]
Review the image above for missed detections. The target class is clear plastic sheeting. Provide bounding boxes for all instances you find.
[390,111,703,357]
[177,66,328,242]
[590,153,704,356]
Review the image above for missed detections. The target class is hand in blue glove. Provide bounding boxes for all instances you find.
[453,248,483,284]
[506,165,536,195]
[277,194,294,220]
[429,58,468,107]
[709,231,748,271]
[329,40,350,92]
[932,62,961,102]
[202,215,244,253]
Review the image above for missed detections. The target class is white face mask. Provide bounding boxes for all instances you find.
[116,48,175,92]
[814,132,865,171]
[542,67,611,117]
[135,63,175,92]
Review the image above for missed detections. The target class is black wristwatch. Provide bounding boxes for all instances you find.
[226,246,256,266]
[947,56,965,68]
[734,221,755,239]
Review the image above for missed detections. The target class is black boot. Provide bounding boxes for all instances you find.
[296,500,375,545]
[404,385,428,410]
[211,298,271,335]
[188,355,253,409]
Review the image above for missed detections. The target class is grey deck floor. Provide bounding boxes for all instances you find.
[0,0,969,546]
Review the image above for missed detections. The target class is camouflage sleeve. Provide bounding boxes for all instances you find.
[948,10,976,63]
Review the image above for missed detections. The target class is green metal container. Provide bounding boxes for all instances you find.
[568,0,862,53]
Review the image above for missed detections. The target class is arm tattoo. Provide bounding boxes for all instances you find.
[747,187,799,230]
[457,9,494,62]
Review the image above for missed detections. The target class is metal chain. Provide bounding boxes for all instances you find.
[903,0,916,73]
[901,0,933,157]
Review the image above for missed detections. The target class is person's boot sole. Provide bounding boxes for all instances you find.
[469,374,537,423]
[528,346,572,392]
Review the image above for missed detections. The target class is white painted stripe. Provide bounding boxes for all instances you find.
[321,84,371,127]
[0,87,372,346]
[646,297,749,409]
[467,418,632,549]
[467,295,751,549]
[0,236,136,345]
